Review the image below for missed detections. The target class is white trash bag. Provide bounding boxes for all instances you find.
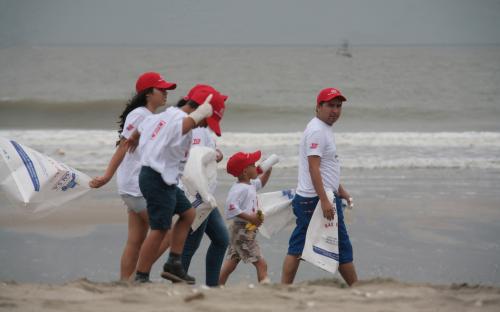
[258,189,295,239]
[0,137,91,214]
[301,190,339,274]
[181,146,218,231]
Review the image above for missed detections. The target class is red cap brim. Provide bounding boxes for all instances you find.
[207,117,221,136]
[321,94,346,104]
[248,150,261,165]
[156,81,177,90]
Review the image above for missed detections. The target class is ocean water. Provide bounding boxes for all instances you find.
[1,45,500,285]
[1,130,499,172]
[1,45,499,132]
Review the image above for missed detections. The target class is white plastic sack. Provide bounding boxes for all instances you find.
[180,146,218,231]
[188,194,214,232]
[0,137,91,214]
[301,190,339,274]
[258,189,295,239]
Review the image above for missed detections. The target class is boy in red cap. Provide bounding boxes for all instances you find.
[219,151,273,285]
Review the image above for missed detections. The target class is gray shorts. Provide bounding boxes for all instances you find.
[120,194,147,213]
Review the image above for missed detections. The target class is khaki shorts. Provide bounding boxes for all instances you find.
[226,221,261,263]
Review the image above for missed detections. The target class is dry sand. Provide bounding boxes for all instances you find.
[1,278,499,312]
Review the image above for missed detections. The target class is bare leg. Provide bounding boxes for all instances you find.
[338,262,358,286]
[120,210,148,280]
[281,254,301,284]
[155,230,171,260]
[169,208,195,254]
[219,258,239,285]
[136,229,168,273]
[252,257,268,283]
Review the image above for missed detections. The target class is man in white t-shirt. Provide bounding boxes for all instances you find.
[281,87,358,286]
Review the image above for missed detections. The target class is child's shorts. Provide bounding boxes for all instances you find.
[226,221,262,263]
[287,193,353,264]
[138,166,192,230]
[120,194,147,213]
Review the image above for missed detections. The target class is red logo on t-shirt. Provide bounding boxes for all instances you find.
[126,124,135,131]
[151,120,166,139]
[310,143,319,149]
[192,138,201,145]
[229,204,236,211]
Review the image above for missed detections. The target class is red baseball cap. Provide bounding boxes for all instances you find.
[316,87,347,105]
[226,150,261,177]
[186,85,218,105]
[206,93,226,137]
[185,84,227,137]
[136,72,177,93]
[183,84,212,101]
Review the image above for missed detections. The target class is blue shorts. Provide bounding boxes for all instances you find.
[138,166,192,230]
[287,193,353,264]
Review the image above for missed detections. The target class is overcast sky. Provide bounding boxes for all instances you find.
[1,0,499,46]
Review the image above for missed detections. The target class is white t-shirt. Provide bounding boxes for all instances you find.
[138,106,192,185]
[296,117,341,197]
[116,106,152,196]
[191,127,216,150]
[224,179,262,221]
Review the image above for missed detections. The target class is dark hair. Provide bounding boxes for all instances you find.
[116,87,154,146]
[176,98,199,109]
[176,98,188,108]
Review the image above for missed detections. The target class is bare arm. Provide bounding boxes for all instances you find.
[182,94,214,135]
[259,168,272,188]
[89,138,128,188]
[127,130,140,153]
[308,155,335,220]
[181,117,197,135]
[337,183,353,207]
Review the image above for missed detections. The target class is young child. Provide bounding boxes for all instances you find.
[219,150,272,285]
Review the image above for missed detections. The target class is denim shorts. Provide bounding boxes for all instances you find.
[138,166,192,230]
[120,194,147,213]
[287,193,353,264]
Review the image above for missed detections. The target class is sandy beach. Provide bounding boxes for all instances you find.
[1,278,500,312]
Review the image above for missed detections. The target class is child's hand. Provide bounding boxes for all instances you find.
[250,214,263,227]
[89,175,111,188]
[245,212,264,231]
[215,148,223,162]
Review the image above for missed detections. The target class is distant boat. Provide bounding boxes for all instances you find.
[336,39,352,58]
